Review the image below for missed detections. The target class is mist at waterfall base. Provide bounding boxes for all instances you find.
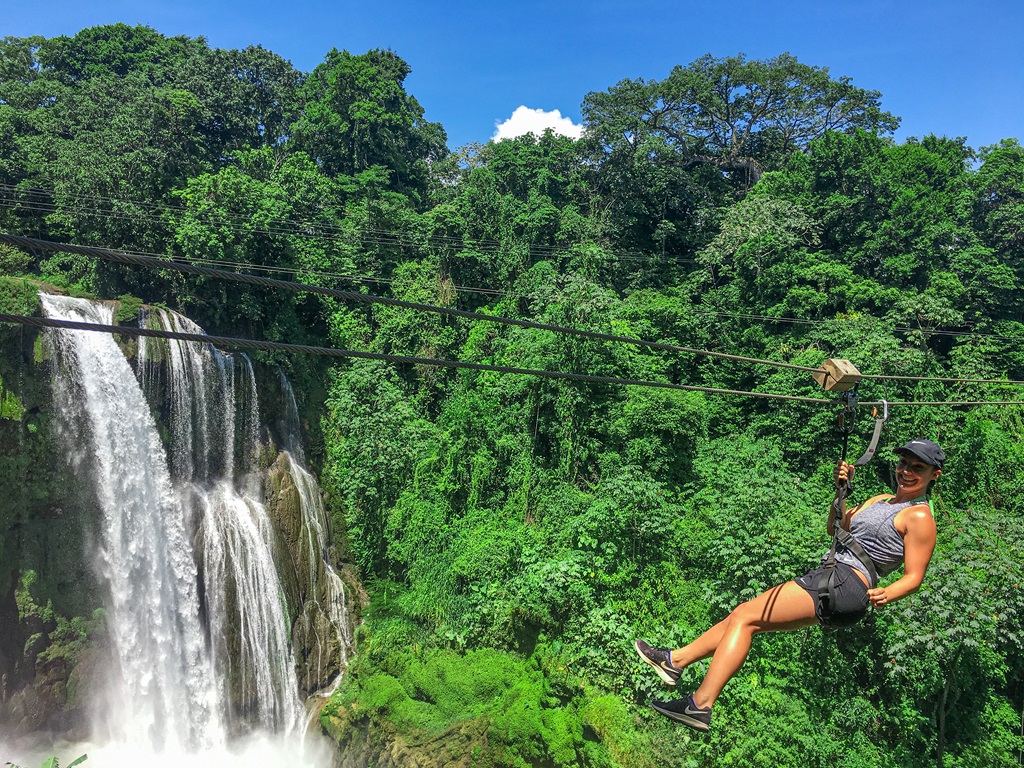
[3,295,348,767]
[5,732,335,768]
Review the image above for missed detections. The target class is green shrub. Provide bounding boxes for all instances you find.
[0,276,40,315]
[115,294,143,324]
[0,244,33,275]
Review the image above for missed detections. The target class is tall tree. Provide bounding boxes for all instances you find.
[291,48,447,205]
[582,52,900,189]
[973,139,1024,318]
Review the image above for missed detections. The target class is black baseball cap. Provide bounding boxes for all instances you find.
[895,439,945,469]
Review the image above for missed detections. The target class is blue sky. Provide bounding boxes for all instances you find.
[4,0,1022,151]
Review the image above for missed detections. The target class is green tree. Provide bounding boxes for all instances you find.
[583,52,900,189]
[167,147,341,340]
[973,139,1024,318]
[292,48,448,204]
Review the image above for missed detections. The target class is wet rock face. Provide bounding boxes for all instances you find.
[0,577,105,742]
[294,600,343,693]
[265,456,305,611]
[265,452,360,697]
[0,319,105,742]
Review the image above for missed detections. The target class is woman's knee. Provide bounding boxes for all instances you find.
[726,602,759,629]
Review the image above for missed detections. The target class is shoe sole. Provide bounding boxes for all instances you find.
[651,702,710,732]
[634,641,679,686]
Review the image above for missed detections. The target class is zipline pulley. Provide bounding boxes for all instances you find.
[810,358,889,530]
[813,358,862,392]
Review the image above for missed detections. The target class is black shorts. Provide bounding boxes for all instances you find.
[795,563,870,627]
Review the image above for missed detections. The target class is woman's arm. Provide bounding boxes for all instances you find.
[867,505,937,607]
[829,461,855,536]
[830,461,898,534]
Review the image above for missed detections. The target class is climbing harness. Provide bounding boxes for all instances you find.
[821,384,879,591]
[810,360,889,624]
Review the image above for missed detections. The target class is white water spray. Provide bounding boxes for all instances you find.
[41,295,223,751]
[27,296,350,766]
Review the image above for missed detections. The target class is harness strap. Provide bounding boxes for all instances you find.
[852,400,888,467]
[823,493,929,596]
[816,528,877,622]
[831,527,879,587]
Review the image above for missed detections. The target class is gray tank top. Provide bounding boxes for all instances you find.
[824,496,927,585]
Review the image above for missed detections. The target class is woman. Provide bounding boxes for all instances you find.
[635,439,944,732]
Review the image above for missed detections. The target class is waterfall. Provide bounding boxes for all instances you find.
[41,294,223,751]
[139,309,303,735]
[287,454,352,696]
[279,371,306,466]
[33,295,348,765]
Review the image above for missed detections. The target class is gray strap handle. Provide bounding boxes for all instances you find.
[853,400,888,467]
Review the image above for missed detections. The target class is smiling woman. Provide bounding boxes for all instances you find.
[635,439,945,733]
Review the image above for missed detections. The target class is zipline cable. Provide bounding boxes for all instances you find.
[0,233,822,374]
[861,399,1024,407]
[5,313,1022,408]
[688,308,1024,343]
[3,188,1019,337]
[860,372,1024,384]
[6,184,1022,337]
[4,234,1024,387]
[0,313,832,404]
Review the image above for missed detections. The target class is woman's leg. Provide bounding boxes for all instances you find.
[675,581,817,708]
[670,618,730,668]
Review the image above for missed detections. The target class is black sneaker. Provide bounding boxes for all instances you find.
[651,695,712,732]
[634,639,680,685]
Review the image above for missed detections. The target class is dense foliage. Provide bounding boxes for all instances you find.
[2,25,1023,767]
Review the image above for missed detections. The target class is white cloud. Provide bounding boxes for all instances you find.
[492,106,583,141]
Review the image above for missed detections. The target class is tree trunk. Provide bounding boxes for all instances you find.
[937,674,949,768]
[684,154,764,185]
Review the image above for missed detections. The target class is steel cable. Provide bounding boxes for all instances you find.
[0,313,835,404]
[4,233,1024,388]
[0,233,823,374]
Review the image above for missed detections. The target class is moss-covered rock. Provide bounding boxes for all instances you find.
[265,454,305,610]
[323,701,493,768]
[316,644,632,768]
[114,293,143,324]
[0,572,104,739]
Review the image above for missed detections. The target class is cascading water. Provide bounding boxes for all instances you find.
[279,374,351,694]
[27,295,350,766]
[279,372,307,467]
[287,455,352,697]
[141,308,303,735]
[40,295,223,751]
